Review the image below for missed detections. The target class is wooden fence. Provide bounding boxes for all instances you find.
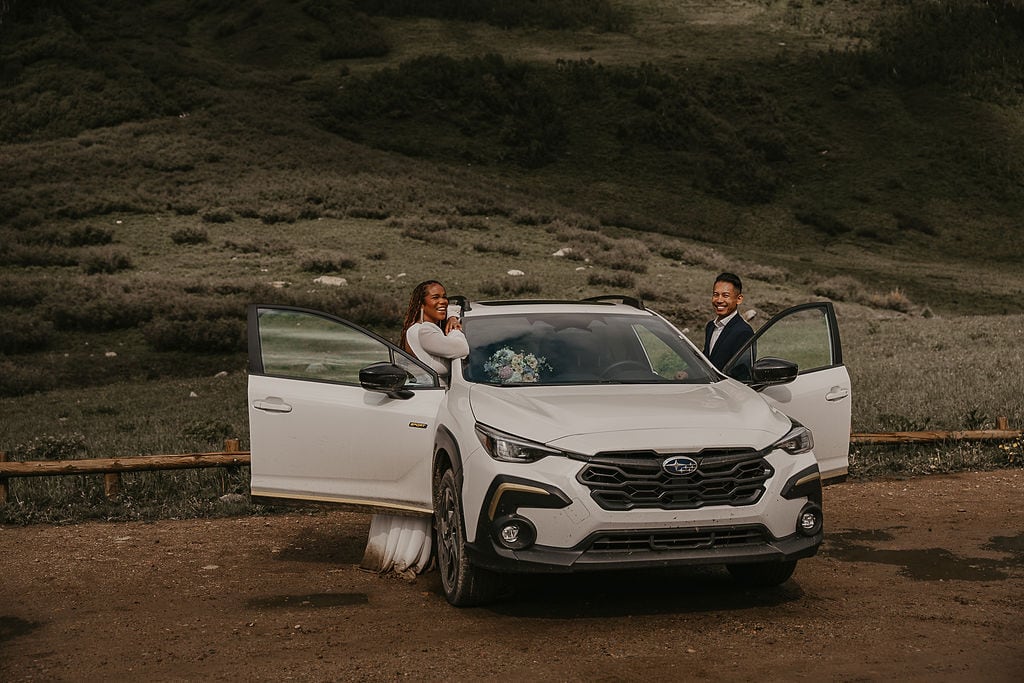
[0,420,1020,504]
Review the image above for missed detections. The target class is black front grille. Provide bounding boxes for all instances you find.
[588,526,768,552]
[577,449,772,511]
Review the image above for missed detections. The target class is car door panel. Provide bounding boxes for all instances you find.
[725,302,851,482]
[248,305,444,513]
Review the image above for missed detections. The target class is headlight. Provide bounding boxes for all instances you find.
[475,423,563,463]
[774,422,814,455]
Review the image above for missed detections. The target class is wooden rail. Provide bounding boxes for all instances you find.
[0,421,1020,504]
[0,439,249,503]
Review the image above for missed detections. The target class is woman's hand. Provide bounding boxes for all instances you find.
[444,316,462,334]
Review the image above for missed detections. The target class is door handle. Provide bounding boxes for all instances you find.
[252,399,292,413]
[825,387,849,402]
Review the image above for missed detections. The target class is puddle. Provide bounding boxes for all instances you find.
[0,616,42,643]
[246,593,369,609]
[825,530,1021,581]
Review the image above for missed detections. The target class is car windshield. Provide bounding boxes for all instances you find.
[461,311,717,385]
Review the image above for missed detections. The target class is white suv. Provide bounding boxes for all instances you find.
[247,296,851,605]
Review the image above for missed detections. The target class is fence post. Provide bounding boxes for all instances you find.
[225,438,240,454]
[0,451,7,504]
[997,416,1009,431]
[104,472,122,500]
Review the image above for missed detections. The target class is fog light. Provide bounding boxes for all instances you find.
[800,512,817,531]
[797,504,822,536]
[501,523,521,545]
[493,515,536,550]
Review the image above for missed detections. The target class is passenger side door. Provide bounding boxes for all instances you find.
[725,302,851,482]
[247,305,445,513]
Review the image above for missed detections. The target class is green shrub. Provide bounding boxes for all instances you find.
[894,211,938,236]
[222,239,294,255]
[479,276,543,297]
[0,312,53,353]
[795,211,853,237]
[260,207,298,224]
[0,243,78,267]
[591,238,650,273]
[353,0,632,31]
[0,361,58,397]
[812,275,864,302]
[588,272,635,288]
[170,227,209,245]
[347,207,391,220]
[47,281,156,331]
[65,225,114,246]
[202,209,234,223]
[183,419,238,446]
[300,254,358,272]
[81,247,133,274]
[473,242,521,256]
[864,288,914,313]
[324,53,568,168]
[0,276,49,307]
[142,317,246,353]
[10,433,89,461]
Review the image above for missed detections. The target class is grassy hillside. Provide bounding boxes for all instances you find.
[1,0,1022,520]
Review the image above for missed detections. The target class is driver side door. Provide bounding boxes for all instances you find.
[725,302,851,482]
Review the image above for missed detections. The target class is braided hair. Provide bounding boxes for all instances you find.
[400,280,444,352]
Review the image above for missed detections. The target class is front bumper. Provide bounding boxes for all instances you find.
[460,450,824,574]
[466,524,821,574]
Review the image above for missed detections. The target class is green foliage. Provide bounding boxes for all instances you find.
[354,0,632,31]
[0,311,54,353]
[47,280,156,332]
[323,53,568,167]
[479,276,543,297]
[10,433,88,461]
[587,272,635,288]
[795,211,853,237]
[870,0,1024,102]
[300,254,358,272]
[81,247,133,274]
[201,208,234,223]
[142,299,247,353]
[170,227,210,245]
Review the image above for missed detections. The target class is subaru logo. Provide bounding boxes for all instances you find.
[662,455,699,476]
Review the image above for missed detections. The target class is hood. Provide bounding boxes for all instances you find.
[468,381,791,455]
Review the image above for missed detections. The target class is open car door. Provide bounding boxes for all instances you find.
[247,305,446,515]
[724,302,851,483]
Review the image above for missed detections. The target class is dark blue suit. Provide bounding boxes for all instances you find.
[703,315,754,371]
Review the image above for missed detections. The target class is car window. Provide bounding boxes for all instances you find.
[750,306,834,373]
[462,312,715,385]
[255,308,435,386]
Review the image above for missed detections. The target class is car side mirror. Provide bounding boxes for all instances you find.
[359,362,414,400]
[749,357,798,388]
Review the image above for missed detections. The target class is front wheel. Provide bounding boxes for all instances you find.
[434,468,500,606]
[726,560,797,587]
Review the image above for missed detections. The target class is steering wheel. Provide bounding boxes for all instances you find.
[600,360,652,379]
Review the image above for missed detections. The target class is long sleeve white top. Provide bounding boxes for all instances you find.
[406,322,469,377]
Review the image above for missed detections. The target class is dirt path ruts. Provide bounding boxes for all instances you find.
[2,469,1022,681]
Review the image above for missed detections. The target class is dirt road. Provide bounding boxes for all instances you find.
[2,470,1022,681]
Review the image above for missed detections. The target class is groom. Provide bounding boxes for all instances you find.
[702,272,754,371]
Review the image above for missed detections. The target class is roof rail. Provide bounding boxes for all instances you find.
[581,295,645,310]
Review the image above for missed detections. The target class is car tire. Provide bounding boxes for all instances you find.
[435,468,499,607]
[726,560,797,587]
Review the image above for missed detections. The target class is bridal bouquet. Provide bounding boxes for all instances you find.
[483,347,551,384]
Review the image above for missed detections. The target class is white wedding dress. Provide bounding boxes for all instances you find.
[360,514,433,578]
